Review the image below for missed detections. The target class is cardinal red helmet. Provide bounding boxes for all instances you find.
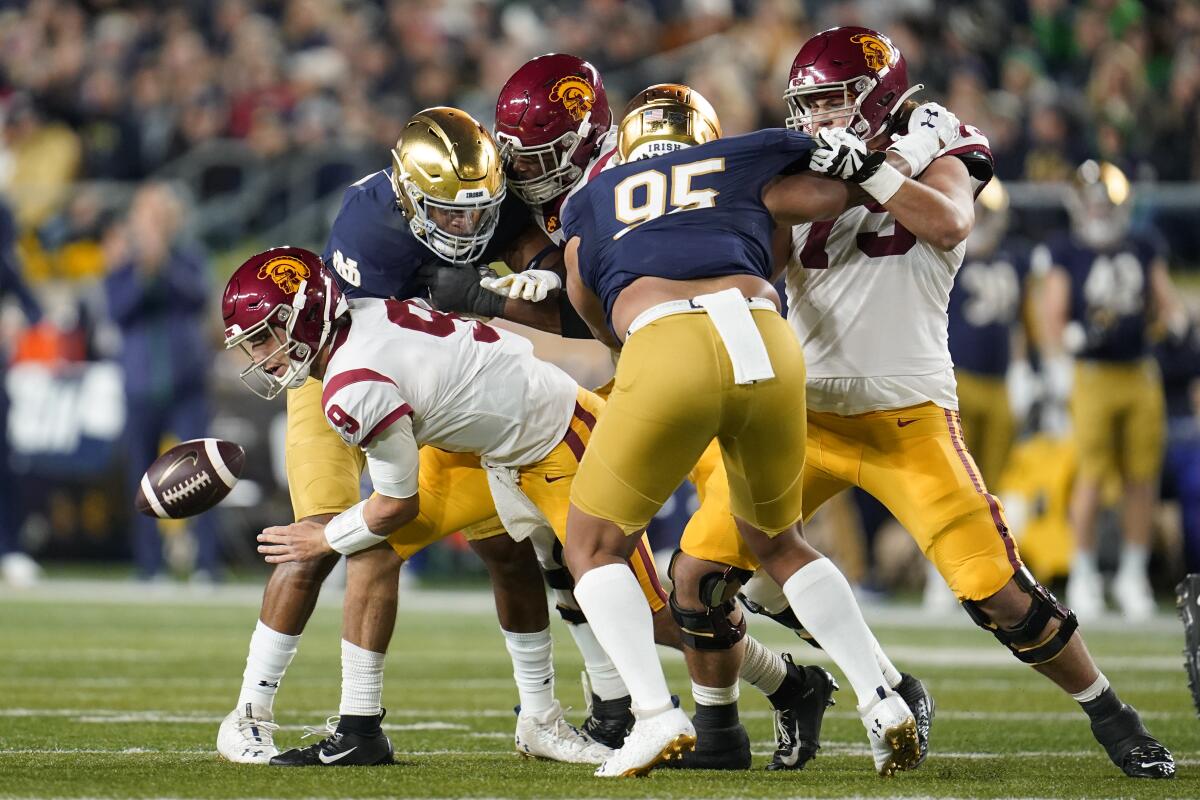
[494,53,612,205]
[784,26,920,140]
[222,246,347,400]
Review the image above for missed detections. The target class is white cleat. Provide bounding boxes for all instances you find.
[594,706,695,778]
[859,687,920,777]
[1,552,42,587]
[1066,568,1106,620]
[515,700,613,765]
[1113,569,1155,621]
[217,703,279,764]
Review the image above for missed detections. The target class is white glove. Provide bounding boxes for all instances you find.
[480,269,562,303]
[810,126,905,202]
[809,127,871,179]
[887,102,960,176]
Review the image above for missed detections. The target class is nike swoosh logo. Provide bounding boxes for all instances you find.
[896,419,918,428]
[158,451,199,486]
[318,746,357,764]
[545,475,568,483]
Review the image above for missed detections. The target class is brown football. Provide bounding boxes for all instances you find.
[135,438,245,519]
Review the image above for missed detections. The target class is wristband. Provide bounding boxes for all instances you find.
[859,162,906,204]
[324,499,388,555]
[887,131,940,177]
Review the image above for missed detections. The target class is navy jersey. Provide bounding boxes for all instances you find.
[1042,230,1164,362]
[322,169,529,301]
[948,245,1030,376]
[562,129,814,327]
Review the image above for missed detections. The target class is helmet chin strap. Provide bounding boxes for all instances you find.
[878,83,925,136]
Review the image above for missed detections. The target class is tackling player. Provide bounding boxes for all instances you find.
[217,107,625,766]
[773,25,1173,779]
[1041,160,1183,621]
[560,93,926,777]
[424,56,859,772]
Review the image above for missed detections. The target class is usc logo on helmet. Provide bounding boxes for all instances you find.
[258,256,310,293]
[549,76,596,121]
[850,32,893,72]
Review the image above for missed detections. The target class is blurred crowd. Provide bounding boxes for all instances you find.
[1,0,1199,230]
[1,0,1199,593]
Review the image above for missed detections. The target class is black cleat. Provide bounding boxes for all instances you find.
[660,721,751,770]
[269,711,395,767]
[894,672,935,768]
[767,654,838,771]
[1090,702,1175,779]
[1178,574,1200,718]
[581,693,634,750]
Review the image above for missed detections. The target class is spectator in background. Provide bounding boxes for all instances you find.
[102,182,220,582]
[0,196,43,587]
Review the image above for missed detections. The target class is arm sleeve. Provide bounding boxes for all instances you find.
[363,415,420,499]
[777,129,815,173]
[558,288,597,339]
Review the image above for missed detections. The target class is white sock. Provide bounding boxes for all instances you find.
[692,681,739,706]
[781,559,890,707]
[874,638,903,690]
[237,620,300,711]
[503,627,556,716]
[573,563,673,718]
[339,639,385,717]
[1118,544,1149,577]
[1071,672,1110,704]
[739,635,786,696]
[566,621,628,701]
[1071,549,1098,578]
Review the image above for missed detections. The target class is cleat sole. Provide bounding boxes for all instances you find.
[878,716,920,777]
[617,734,697,778]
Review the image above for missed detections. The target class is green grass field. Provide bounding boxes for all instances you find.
[1,578,1197,799]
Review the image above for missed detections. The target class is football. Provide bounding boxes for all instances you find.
[135,438,245,519]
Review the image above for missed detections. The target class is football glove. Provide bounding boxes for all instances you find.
[416,261,506,318]
[887,102,961,176]
[810,127,902,202]
[480,269,562,303]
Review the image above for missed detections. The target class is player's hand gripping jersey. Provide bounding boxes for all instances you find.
[787,124,994,414]
[563,128,815,332]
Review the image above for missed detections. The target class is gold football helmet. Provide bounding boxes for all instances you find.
[1066,159,1132,249]
[391,107,506,263]
[615,83,722,163]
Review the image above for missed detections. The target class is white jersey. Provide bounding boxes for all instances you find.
[785,124,994,416]
[536,127,618,246]
[321,297,577,496]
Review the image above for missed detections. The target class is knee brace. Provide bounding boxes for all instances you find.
[534,538,588,625]
[667,549,753,608]
[961,566,1078,666]
[669,592,746,651]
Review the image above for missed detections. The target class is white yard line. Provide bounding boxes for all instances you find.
[0,580,1186,634]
